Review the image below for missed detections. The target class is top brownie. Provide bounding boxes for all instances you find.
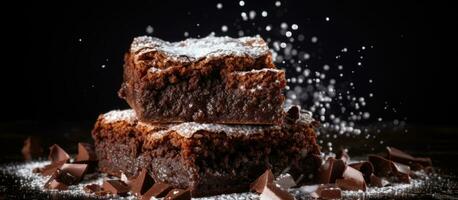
[119,35,286,125]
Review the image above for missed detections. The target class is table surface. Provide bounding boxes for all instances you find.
[1,121,457,199]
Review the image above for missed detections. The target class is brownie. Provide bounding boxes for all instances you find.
[118,35,286,125]
[92,109,321,197]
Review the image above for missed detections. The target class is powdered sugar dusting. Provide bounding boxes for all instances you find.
[154,122,281,139]
[101,110,137,124]
[233,68,282,75]
[2,161,450,199]
[100,109,314,139]
[131,34,270,62]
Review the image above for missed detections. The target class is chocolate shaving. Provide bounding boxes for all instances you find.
[368,155,394,177]
[318,157,346,184]
[83,184,103,193]
[349,161,374,182]
[44,179,68,190]
[305,184,342,199]
[250,169,274,194]
[335,166,366,191]
[142,182,173,199]
[34,160,66,176]
[103,180,129,196]
[130,168,155,195]
[370,174,390,187]
[75,143,97,162]
[48,144,70,163]
[391,162,411,183]
[336,148,350,164]
[260,183,294,200]
[60,163,88,183]
[21,136,43,161]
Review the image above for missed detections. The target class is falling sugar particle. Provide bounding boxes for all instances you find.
[261,11,268,17]
[101,64,106,69]
[362,46,366,50]
[241,12,248,21]
[291,24,298,30]
[323,65,330,71]
[275,1,281,7]
[357,62,362,66]
[285,31,292,37]
[325,17,330,21]
[78,38,82,42]
[184,31,189,37]
[221,25,228,32]
[216,3,223,9]
[281,22,288,29]
[145,25,154,34]
[249,10,256,19]
[265,25,272,31]
[239,0,245,6]
[311,36,318,43]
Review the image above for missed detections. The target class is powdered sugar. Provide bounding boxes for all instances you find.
[2,161,447,199]
[232,68,282,75]
[131,34,270,62]
[100,109,314,139]
[150,122,280,139]
[101,110,137,124]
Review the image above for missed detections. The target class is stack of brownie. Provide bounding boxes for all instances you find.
[91,35,321,197]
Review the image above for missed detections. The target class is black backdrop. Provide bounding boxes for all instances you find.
[1,0,457,126]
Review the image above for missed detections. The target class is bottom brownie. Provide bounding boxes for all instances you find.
[91,109,321,197]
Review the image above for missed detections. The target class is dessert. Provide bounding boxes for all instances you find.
[118,35,286,125]
[92,109,321,196]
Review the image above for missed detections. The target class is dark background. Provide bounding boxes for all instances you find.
[1,0,457,126]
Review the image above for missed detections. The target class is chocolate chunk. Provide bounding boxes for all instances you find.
[48,144,70,163]
[336,148,350,164]
[34,160,66,176]
[260,183,294,200]
[103,180,129,196]
[415,157,432,167]
[60,163,88,183]
[286,106,300,122]
[349,161,374,182]
[52,169,79,185]
[305,184,341,199]
[386,147,416,165]
[318,157,346,184]
[76,143,97,162]
[275,173,296,190]
[391,162,411,183]
[130,168,155,195]
[164,188,191,200]
[335,166,366,191]
[250,169,274,194]
[368,155,394,177]
[143,182,173,199]
[84,184,108,196]
[44,179,68,190]
[84,184,103,193]
[370,174,390,187]
[386,147,432,170]
[21,136,43,161]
